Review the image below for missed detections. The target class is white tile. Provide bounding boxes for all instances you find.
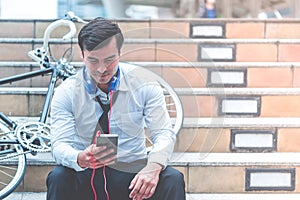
[211,71,245,85]
[234,133,273,148]
[250,172,292,187]
[221,99,258,114]
[201,47,233,60]
[192,25,223,38]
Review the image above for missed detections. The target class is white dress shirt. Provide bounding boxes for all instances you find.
[50,62,176,171]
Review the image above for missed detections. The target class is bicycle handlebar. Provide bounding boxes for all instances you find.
[43,19,76,52]
[28,12,86,75]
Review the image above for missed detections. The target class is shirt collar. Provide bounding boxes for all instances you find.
[82,66,120,100]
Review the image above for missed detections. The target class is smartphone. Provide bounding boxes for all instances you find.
[96,134,118,157]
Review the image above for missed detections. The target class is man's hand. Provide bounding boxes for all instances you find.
[129,162,163,200]
[77,144,117,169]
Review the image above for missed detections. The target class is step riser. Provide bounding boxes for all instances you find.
[186,166,300,193]
[7,165,300,193]
[2,20,300,40]
[2,40,300,62]
[2,65,299,88]
[175,128,300,153]
[1,93,300,117]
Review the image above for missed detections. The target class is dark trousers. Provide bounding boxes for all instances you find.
[46,164,186,200]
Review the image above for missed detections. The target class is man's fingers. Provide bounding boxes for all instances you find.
[129,176,143,198]
[94,148,115,160]
[129,175,138,189]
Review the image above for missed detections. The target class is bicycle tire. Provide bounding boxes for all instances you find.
[0,121,27,199]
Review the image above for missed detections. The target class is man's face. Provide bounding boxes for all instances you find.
[82,37,120,85]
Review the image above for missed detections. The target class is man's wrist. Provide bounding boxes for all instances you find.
[148,162,164,171]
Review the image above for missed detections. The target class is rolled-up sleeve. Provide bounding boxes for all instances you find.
[143,84,176,168]
[50,82,86,171]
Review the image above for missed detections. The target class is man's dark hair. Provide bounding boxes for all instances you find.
[78,17,124,56]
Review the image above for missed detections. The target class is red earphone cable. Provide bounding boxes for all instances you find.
[91,130,100,200]
[90,90,113,200]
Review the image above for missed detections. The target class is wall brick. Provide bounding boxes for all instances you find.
[156,43,197,62]
[248,68,293,87]
[236,43,277,62]
[162,67,207,88]
[0,43,32,61]
[279,44,300,62]
[0,22,34,38]
[292,68,300,87]
[189,166,245,193]
[266,23,300,39]
[0,95,28,116]
[226,22,265,39]
[118,22,150,38]
[180,95,216,117]
[278,128,300,152]
[150,21,190,38]
[261,96,300,117]
[16,166,54,192]
[28,94,45,116]
[176,128,230,153]
[121,43,155,62]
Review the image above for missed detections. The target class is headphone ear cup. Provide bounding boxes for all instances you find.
[109,76,118,91]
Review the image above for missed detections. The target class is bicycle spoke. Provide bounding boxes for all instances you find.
[0,169,15,179]
[0,165,18,171]
[0,181,8,187]
[0,123,27,199]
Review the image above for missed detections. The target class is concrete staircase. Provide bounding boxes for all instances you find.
[1,18,300,199]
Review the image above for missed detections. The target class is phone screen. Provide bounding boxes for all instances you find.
[96,134,118,156]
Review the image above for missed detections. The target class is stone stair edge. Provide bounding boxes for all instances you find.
[17,152,300,167]
[3,87,300,96]
[186,193,300,200]
[6,192,300,200]
[2,38,300,44]
[2,61,300,68]
[4,116,300,128]
[3,17,300,22]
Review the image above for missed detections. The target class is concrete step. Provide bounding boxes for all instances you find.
[1,18,300,40]
[7,116,300,128]
[4,116,300,154]
[3,152,300,193]
[4,115,300,153]
[2,61,300,88]
[2,86,300,117]
[186,193,300,200]
[4,192,300,200]
[1,38,300,62]
[3,192,46,200]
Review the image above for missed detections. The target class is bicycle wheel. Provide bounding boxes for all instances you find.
[0,121,27,199]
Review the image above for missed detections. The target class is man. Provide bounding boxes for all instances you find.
[46,17,185,200]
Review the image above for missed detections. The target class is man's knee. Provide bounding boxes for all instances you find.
[47,166,75,187]
[163,167,185,189]
[153,167,186,200]
[158,167,185,192]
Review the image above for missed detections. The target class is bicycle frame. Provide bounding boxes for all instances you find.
[0,66,58,133]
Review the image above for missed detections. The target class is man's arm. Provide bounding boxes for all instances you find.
[129,83,176,200]
[50,83,86,171]
[144,84,176,168]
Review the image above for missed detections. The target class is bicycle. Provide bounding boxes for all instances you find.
[0,12,87,199]
[0,12,183,199]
